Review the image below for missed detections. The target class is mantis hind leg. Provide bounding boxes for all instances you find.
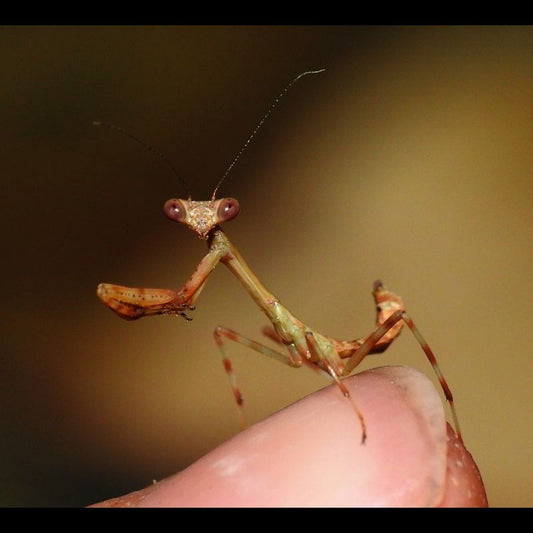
[342,307,462,442]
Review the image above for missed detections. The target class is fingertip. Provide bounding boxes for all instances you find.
[93,366,482,507]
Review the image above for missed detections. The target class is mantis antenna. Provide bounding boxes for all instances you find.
[210,68,326,200]
[92,120,192,199]
[93,69,325,201]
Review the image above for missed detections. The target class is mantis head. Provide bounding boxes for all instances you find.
[96,70,323,242]
[163,197,240,239]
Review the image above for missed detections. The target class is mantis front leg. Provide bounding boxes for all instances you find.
[97,233,227,320]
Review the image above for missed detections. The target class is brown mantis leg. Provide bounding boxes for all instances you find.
[342,309,462,442]
[214,325,304,429]
[305,330,368,442]
[97,240,227,320]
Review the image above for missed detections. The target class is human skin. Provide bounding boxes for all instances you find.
[90,366,488,507]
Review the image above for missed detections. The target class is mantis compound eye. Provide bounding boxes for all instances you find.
[163,198,187,223]
[217,197,240,224]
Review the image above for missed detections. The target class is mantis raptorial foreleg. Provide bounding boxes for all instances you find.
[96,70,463,444]
[97,227,229,321]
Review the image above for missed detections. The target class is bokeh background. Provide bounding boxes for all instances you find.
[1,26,532,507]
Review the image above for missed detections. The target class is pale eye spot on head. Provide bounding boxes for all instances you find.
[163,198,186,222]
[217,198,240,224]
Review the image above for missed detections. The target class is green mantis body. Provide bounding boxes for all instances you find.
[96,70,462,443]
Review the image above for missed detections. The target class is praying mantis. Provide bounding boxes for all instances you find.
[96,70,462,444]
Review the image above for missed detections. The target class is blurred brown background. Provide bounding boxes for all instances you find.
[1,26,531,507]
